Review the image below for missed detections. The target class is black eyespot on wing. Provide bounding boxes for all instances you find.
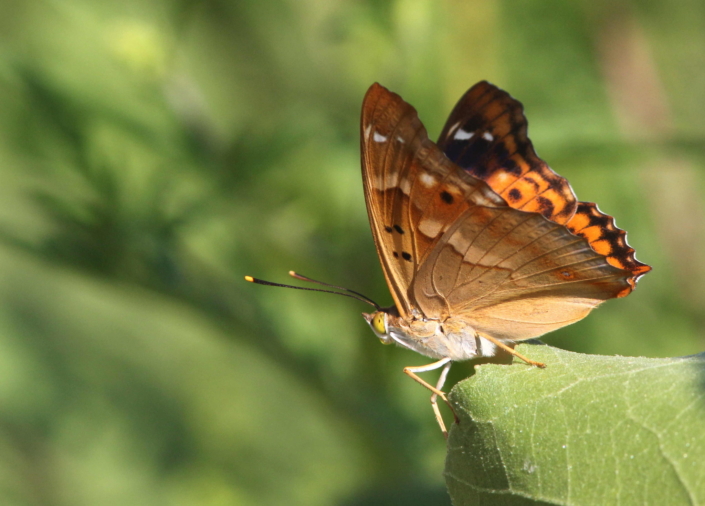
[385,226,393,233]
[535,195,555,219]
[508,188,522,202]
[440,191,454,204]
[401,251,412,262]
[393,251,399,258]
[394,224,405,234]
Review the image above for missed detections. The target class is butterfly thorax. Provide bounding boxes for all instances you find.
[363,309,494,361]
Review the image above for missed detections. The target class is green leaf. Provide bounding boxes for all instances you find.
[445,343,705,505]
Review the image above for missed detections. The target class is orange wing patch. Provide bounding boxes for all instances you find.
[566,202,652,296]
[437,81,577,225]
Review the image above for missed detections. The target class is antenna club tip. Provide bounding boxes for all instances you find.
[288,270,296,276]
[244,275,254,282]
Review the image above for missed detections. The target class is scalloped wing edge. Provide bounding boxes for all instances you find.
[566,202,651,297]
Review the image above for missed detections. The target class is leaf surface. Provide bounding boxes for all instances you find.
[445,343,705,505]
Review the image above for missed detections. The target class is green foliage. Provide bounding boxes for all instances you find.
[0,0,702,504]
[446,344,705,505]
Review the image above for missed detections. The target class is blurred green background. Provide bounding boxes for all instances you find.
[0,0,703,504]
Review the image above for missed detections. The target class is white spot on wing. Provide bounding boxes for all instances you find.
[418,218,444,238]
[447,121,461,137]
[399,177,411,195]
[482,131,494,142]
[384,172,398,190]
[372,172,397,191]
[373,131,388,143]
[454,128,474,141]
[448,229,471,253]
[364,124,372,140]
[396,136,405,144]
[419,172,437,188]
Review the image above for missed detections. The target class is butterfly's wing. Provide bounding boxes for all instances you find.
[429,81,650,339]
[416,207,639,340]
[437,81,577,225]
[361,83,506,319]
[566,202,651,292]
[361,83,648,341]
[437,217,649,342]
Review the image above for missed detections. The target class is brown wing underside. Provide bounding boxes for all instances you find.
[361,83,507,319]
[361,83,637,341]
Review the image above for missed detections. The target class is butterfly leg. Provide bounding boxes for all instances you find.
[431,360,456,433]
[403,357,458,438]
[480,334,546,368]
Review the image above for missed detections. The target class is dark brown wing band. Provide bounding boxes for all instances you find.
[437,81,577,225]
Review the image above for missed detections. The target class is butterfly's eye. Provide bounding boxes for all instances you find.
[372,312,387,335]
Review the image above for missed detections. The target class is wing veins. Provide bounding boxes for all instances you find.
[482,271,625,294]
[499,235,584,275]
[474,312,591,325]
[452,210,538,289]
[508,250,606,282]
[456,219,564,289]
[451,225,579,308]
[384,104,417,237]
[405,141,436,272]
[427,205,484,297]
[443,206,508,291]
[386,108,425,287]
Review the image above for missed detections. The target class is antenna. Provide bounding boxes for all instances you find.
[244,271,380,310]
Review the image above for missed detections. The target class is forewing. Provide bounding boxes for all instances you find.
[361,83,505,319]
[437,81,577,224]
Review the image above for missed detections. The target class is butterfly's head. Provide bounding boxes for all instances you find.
[363,310,395,345]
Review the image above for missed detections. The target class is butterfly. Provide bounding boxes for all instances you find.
[359,82,651,436]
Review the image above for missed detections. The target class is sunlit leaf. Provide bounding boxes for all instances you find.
[446,343,705,505]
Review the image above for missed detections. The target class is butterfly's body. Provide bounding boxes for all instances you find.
[365,310,495,361]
